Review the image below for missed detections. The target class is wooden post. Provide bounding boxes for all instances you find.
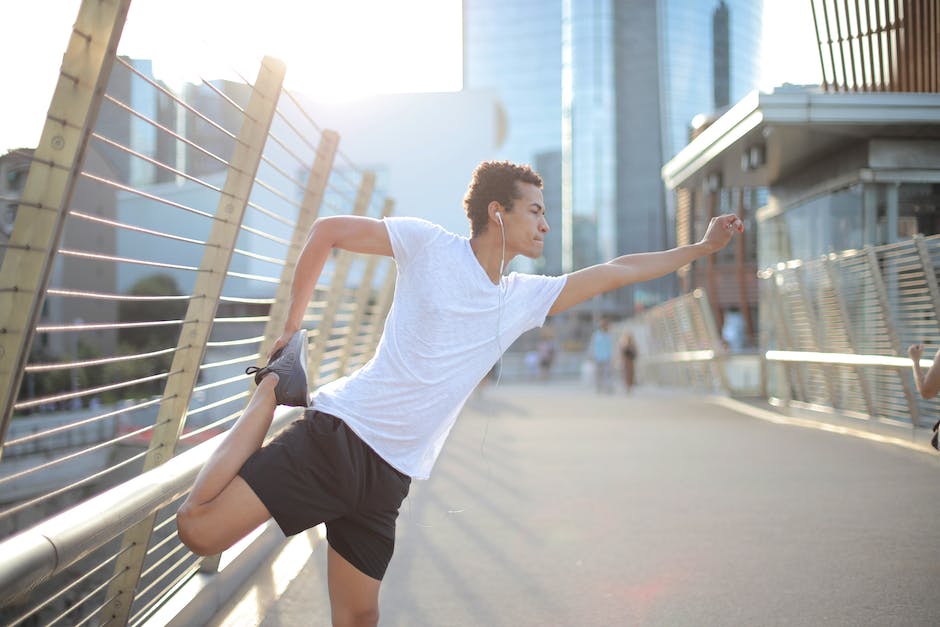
[0,0,132,455]
[865,247,921,427]
[101,56,286,626]
[307,172,375,386]
[822,256,877,418]
[255,130,339,370]
[336,198,394,377]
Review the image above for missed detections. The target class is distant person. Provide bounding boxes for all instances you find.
[721,306,745,351]
[589,319,615,394]
[176,160,743,626]
[525,349,540,379]
[537,334,556,380]
[620,330,638,392]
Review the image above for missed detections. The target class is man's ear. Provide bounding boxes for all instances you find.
[487,200,503,223]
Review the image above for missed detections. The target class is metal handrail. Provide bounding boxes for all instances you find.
[0,406,302,605]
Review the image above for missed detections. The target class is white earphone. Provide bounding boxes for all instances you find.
[496,212,503,225]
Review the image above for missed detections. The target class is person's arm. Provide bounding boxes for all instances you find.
[548,214,743,315]
[272,215,393,354]
[908,344,940,400]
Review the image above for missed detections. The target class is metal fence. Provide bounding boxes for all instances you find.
[627,289,733,394]
[0,1,396,624]
[632,235,940,430]
[760,234,940,428]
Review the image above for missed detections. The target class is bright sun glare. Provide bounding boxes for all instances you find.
[119,0,464,99]
[3,0,819,154]
[1,0,463,152]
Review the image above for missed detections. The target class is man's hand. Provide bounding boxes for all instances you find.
[701,214,744,253]
[909,343,924,361]
[269,329,297,359]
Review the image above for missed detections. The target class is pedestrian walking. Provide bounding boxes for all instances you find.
[620,330,638,392]
[589,319,615,393]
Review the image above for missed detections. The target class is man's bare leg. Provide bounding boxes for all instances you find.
[328,547,382,627]
[176,375,279,555]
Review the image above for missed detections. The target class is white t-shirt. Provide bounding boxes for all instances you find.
[312,217,567,479]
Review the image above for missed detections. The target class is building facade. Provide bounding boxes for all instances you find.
[562,0,764,314]
[464,1,764,309]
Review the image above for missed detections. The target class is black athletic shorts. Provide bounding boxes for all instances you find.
[238,410,411,580]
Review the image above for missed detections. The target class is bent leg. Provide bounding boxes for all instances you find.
[177,476,271,555]
[177,375,279,554]
[327,546,382,627]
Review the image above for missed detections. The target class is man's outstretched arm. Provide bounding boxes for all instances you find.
[274,215,393,352]
[548,214,743,315]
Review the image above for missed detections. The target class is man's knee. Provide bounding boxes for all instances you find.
[331,606,379,627]
[176,503,217,556]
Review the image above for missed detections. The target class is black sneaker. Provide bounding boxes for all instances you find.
[246,329,310,407]
[932,420,939,451]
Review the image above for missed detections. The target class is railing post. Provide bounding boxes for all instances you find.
[336,198,394,377]
[0,0,132,455]
[794,264,841,408]
[822,255,877,418]
[913,234,940,332]
[694,288,731,393]
[256,130,340,366]
[101,56,286,626]
[767,271,805,405]
[308,172,376,386]
[865,247,921,427]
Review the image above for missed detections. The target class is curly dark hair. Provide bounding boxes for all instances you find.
[463,161,543,237]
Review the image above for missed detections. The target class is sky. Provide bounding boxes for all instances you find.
[0,0,820,154]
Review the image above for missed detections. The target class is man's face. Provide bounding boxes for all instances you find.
[503,182,549,259]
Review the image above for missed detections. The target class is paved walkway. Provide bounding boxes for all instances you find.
[255,382,940,627]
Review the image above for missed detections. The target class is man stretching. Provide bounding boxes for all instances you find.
[177,161,744,626]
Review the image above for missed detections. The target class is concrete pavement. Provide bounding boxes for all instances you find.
[254,382,940,626]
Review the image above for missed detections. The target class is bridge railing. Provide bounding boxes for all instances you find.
[632,234,940,429]
[0,1,395,624]
[759,234,940,428]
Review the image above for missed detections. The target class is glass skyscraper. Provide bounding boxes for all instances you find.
[464,0,764,308]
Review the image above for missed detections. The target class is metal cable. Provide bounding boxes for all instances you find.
[238,222,293,246]
[0,448,151,521]
[5,397,164,448]
[114,57,239,140]
[251,175,305,212]
[183,391,248,419]
[25,346,178,374]
[128,557,200,627]
[90,132,225,194]
[4,543,134,627]
[46,573,124,627]
[229,246,285,267]
[68,210,210,249]
[265,130,312,171]
[259,153,308,194]
[273,105,319,153]
[205,335,264,348]
[59,247,199,273]
[0,420,164,490]
[223,269,282,285]
[178,408,241,442]
[14,370,177,411]
[282,87,323,134]
[80,170,218,220]
[246,198,295,227]
[100,94,233,171]
[35,319,185,334]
